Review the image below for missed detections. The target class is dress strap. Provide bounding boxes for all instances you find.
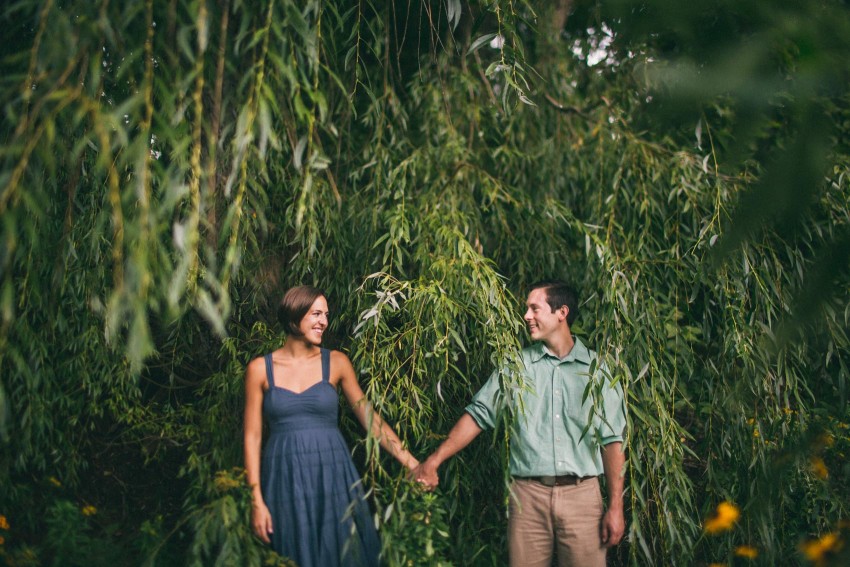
[321,348,330,382]
[264,353,275,388]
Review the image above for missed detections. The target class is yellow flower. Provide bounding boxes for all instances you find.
[0,535,5,545]
[800,532,843,565]
[48,476,61,487]
[0,515,8,530]
[81,505,97,517]
[704,501,740,534]
[734,545,759,559]
[213,470,242,491]
[708,563,726,567]
[810,457,829,479]
[817,433,835,448]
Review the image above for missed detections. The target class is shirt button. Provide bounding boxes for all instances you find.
[555,415,560,419]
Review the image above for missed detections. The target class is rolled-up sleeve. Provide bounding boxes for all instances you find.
[464,370,505,431]
[598,366,627,445]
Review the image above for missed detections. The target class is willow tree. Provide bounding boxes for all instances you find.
[1,1,849,566]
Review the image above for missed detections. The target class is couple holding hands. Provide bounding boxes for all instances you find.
[244,282,626,567]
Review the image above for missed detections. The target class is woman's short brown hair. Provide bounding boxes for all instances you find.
[278,285,325,336]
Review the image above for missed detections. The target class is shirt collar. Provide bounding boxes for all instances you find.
[531,336,592,364]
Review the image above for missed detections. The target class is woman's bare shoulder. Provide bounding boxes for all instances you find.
[327,350,356,385]
[245,355,269,383]
[328,349,350,361]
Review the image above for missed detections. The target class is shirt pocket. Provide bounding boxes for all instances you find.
[563,377,594,428]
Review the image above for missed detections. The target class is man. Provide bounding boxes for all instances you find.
[413,281,626,567]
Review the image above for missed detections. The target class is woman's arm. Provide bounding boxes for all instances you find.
[244,357,273,543]
[334,351,419,471]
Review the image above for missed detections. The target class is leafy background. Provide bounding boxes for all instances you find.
[1,0,849,565]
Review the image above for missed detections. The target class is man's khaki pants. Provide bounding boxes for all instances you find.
[508,477,606,567]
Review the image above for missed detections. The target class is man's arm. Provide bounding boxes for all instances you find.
[414,413,483,489]
[600,441,625,546]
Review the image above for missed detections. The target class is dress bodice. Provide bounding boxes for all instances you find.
[262,349,339,433]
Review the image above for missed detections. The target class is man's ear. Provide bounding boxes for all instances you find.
[559,305,569,322]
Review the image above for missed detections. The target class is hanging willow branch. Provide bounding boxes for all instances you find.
[1,1,849,566]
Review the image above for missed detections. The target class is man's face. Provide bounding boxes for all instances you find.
[524,288,566,344]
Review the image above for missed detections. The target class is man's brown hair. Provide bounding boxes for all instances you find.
[528,280,579,326]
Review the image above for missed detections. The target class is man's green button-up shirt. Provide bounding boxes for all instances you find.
[464,338,626,478]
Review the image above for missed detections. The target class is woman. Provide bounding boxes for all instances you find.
[244,285,418,567]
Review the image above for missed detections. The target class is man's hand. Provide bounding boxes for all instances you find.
[600,506,625,547]
[412,456,440,491]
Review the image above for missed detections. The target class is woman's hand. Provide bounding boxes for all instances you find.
[252,500,274,544]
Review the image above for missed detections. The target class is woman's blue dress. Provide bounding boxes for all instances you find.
[261,348,380,567]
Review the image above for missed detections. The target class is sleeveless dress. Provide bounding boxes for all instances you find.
[261,348,380,567]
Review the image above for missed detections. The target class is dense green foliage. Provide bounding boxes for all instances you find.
[1,0,849,565]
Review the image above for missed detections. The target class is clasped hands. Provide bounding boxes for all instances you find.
[409,456,439,491]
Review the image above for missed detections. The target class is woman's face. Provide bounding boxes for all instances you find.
[298,295,329,345]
